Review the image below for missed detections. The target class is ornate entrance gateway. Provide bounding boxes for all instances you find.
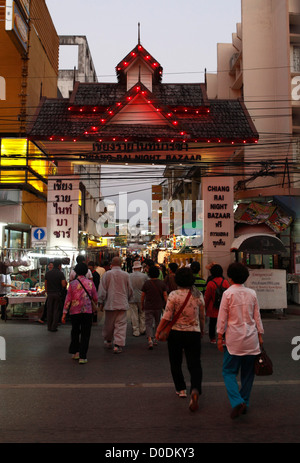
[28,39,258,270]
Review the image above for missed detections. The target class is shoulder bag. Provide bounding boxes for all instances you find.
[255,345,273,376]
[76,277,98,312]
[157,290,192,342]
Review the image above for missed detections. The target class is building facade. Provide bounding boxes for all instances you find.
[206,0,300,278]
[0,1,101,270]
[0,0,59,257]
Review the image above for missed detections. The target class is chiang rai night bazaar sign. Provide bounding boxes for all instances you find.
[202,177,234,274]
[46,176,79,250]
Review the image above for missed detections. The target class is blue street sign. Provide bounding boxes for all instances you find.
[33,228,46,241]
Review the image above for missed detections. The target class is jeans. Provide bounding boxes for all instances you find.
[69,313,93,359]
[167,330,202,394]
[222,347,256,408]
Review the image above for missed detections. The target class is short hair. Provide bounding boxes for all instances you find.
[227,262,249,284]
[168,262,178,273]
[175,267,195,288]
[53,259,62,268]
[111,256,121,267]
[76,255,85,264]
[88,261,95,267]
[148,265,160,278]
[210,264,223,278]
[190,261,200,273]
[145,258,154,267]
[74,262,88,276]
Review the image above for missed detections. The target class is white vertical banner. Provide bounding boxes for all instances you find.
[47,176,79,250]
[202,177,234,278]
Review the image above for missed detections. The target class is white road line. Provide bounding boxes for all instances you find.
[0,380,299,389]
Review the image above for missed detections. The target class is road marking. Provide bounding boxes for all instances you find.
[0,380,299,389]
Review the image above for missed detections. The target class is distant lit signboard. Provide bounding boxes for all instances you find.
[5,0,29,52]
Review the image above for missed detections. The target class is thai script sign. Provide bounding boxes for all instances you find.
[46,176,79,250]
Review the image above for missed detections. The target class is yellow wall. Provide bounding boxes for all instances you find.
[21,190,47,226]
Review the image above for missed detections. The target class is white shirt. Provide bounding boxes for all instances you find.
[217,284,264,356]
[129,270,148,303]
[99,266,133,311]
[69,269,93,281]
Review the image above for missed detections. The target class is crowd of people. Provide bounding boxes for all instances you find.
[38,253,264,419]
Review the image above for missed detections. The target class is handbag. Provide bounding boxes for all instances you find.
[76,277,98,312]
[157,290,192,342]
[255,346,273,376]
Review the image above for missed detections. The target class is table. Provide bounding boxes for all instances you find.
[6,295,46,320]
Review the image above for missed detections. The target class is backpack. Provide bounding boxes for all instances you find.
[212,278,226,309]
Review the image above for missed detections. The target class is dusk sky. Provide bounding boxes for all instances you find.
[46,0,242,83]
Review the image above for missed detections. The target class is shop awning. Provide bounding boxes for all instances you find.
[230,234,286,254]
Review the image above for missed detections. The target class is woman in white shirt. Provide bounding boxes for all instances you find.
[217,262,264,419]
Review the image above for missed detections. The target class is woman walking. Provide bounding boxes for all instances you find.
[141,265,167,349]
[156,267,205,412]
[217,262,264,418]
[204,264,229,343]
[62,263,98,364]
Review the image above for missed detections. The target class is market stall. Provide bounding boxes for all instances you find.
[6,286,46,320]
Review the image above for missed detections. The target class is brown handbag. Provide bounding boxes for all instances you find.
[157,290,192,342]
[255,346,273,376]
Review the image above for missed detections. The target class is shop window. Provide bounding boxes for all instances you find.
[0,139,48,193]
[4,229,29,250]
[293,46,300,73]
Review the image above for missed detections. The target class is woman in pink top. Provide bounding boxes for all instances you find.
[62,263,98,364]
[217,262,264,419]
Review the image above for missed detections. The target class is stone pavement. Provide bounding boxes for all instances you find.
[0,307,299,447]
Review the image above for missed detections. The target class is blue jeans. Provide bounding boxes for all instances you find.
[222,347,256,408]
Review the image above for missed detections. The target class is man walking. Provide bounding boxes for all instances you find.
[45,259,66,332]
[129,260,148,336]
[99,257,133,353]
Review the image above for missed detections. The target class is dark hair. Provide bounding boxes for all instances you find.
[53,259,62,268]
[145,258,154,267]
[227,262,249,284]
[210,264,223,278]
[148,265,160,278]
[88,261,95,267]
[74,262,88,276]
[190,261,200,273]
[175,267,195,288]
[76,255,85,264]
[168,262,178,273]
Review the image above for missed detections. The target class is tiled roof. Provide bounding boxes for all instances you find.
[70,83,127,106]
[29,82,258,143]
[152,83,208,107]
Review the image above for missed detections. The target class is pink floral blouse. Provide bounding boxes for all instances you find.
[63,276,98,315]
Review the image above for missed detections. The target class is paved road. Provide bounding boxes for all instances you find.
[0,311,299,448]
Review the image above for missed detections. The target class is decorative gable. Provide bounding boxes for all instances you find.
[116,43,163,92]
[110,92,168,125]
